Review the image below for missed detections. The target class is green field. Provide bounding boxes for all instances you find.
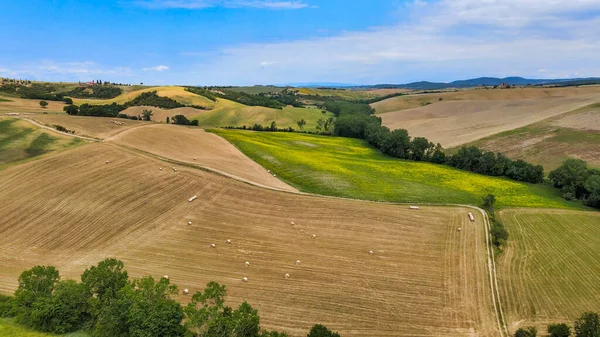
[194,99,334,130]
[464,103,600,171]
[0,118,83,169]
[0,97,12,102]
[211,129,583,209]
[297,87,377,100]
[222,85,288,94]
[497,209,600,330]
[0,319,88,337]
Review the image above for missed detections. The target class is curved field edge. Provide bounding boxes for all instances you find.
[209,129,584,209]
[496,209,600,334]
[0,319,88,337]
[0,143,499,336]
[0,117,85,170]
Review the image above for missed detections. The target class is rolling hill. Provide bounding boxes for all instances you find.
[0,142,499,337]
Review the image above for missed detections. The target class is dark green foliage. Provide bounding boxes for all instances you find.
[351,92,405,104]
[307,324,341,337]
[297,119,306,130]
[482,194,509,251]
[323,101,374,116]
[81,258,129,304]
[166,116,170,124]
[14,266,60,327]
[26,133,57,156]
[185,87,218,101]
[63,104,80,115]
[224,124,296,133]
[39,100,48,108]
[549,159,600,209]
[0,83,65,101]
[548,323,571,337]
[53,124,75,134]
[78,103,126,117]
[142,109,153,121]
[334,114,381,139]
[483,194,496,211]
[125,91,185,109]
[63,97,73,104]
[172,114,199,126]
[381,129,412,158]
[514,326,537,337]
[575,312,600,337]
[27,280,90,334]
[0,295,16,317]
[66,85,122,99]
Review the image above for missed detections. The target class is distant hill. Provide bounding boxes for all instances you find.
[356,77,600,90]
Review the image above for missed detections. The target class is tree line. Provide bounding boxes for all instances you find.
[513,311,600,337]
[0,259,341,337]
[66,85,122,99]
[549,159,600,209]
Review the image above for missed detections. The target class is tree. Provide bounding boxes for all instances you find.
[583,175,600,208]
[63,104,79,115]
[548,323,571,337]
[185,281,228,336]
[514,326,537,337]
[39,100,48,108]
[166,116,170,124]
[142,109,153,121]
[14,266,60,327]
[380,129,411,159]
[307,324,340,337]
[316,118,325,131]
[270,121,277,131]
[63,97,73,104]
[297,119,306,130]
[430,143,446,164]
[172,114,191,125]
[575,312,600,337]
[410,137,431,161]
[549,159,590,199]
[482,194,496,211]
[231,302,260,337]
[81,258,128,304]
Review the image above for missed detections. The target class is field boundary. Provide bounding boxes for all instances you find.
[110,140,509,337]
[14,117,100,142]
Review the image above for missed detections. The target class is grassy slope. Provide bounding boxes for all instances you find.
[297,87,378,100]
[72,86,216,108]
[0,319,88,337]
[211,130,582,209]
[463,103,600,170]
[0,118,83,170]
[498,209,600,331]
[193,99,334,131]
[223,86,287,94]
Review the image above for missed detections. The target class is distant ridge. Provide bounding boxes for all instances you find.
[356,77,600,90]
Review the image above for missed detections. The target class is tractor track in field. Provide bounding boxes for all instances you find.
[6,119,508,336]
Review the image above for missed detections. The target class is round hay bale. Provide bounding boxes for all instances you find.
[312,234,317,239]
[300,229,304,233]
[295,260,301,265]
[267,169,271,173]
[163,275,169,279]
[245,261,250,267]
[211,243,216,248]
[187,221,192,225]
[183,289,189,295]
[284,273,290,279]
[159,167,163,170]
[105,160,109,164]
[242,277,248,282]
[458,228,462,232]
[290,221,295,226]
[226,239,231,244]
[369,250,374,255]
[193,157,197,160]
[273,174,276,177]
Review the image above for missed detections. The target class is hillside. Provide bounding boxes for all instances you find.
[0,117,83,169]
[375,91,600,147]
[211,130,582,209]
[498,209,600,332]
[0,143,498,337]
[29,114,146,139]
[465,103,600,170]
[108,123,296,191]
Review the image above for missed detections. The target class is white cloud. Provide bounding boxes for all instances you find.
[185,0,600,85]
[0,61,133,81]
[142,65,170,71]
[135,0,310,10]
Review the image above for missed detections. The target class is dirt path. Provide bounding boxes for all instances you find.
[15,117,99,142]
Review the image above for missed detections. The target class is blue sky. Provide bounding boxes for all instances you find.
[1,0,599,85]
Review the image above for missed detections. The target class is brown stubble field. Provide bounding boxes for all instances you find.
[108,123,297,191]
[0,143,499,337]
[376,94,600,147]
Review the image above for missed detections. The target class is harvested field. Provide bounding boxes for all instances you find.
[372,86,600,113]
[0,95,66,114]
[31,114,146,139]
[358,88,412,96]
[466,103,600,170]
[378,95,600,147]
[109,124,296,191]
[0,143,498,336]
[0,117,82,169]
[497,209,600,334]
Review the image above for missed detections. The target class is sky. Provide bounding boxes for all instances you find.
[0,0,599,85]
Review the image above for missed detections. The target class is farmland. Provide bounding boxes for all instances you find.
[30,114,146,139]
[466,103,600,170]
[0,143,499,337]
[71,86,217,108]
[108,123,297,191]
[192,98,334,130]
[497,209,600,333]
[211,129,581,209]
[0,94,66,114]
[376,93,600,147]
[0,117,83,169]
[0,319,88,337]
